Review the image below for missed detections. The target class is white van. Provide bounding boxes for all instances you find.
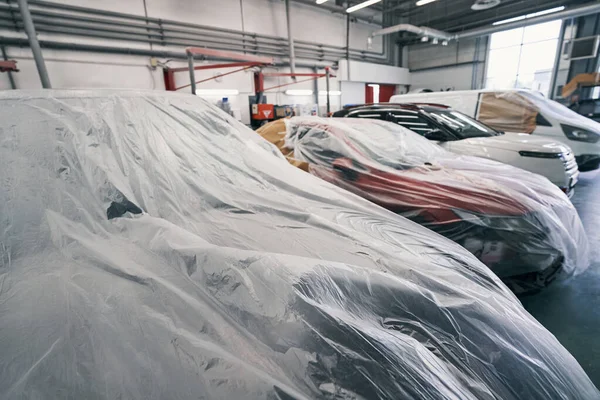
[390,89,600,171]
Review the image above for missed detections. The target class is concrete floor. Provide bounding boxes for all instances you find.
[521,170,600,388]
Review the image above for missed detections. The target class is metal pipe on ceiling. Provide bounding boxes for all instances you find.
[370,23,453,41]
[0,36,336,68]
[22,0,385,57]
[0,2,388,63]
[0,6,377,59]
[285,0,296,76]
[15,0,50,88]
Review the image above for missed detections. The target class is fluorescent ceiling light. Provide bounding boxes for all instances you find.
[318,91,342,96]
[346,0,382,13]
[195,89,239,96]
[492,6,565,26]
[316,0,329,3]
[416,0,437,6]
[285,90,313,96]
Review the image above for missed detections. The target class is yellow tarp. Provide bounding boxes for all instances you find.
[256,119,309,171]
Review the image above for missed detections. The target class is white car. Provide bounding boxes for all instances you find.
[390,89,600,172]
[332,103,579,196]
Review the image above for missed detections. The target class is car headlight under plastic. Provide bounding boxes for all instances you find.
[561,124,600,143]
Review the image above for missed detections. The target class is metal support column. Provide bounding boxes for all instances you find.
[313,67,319,106]
[285,0,296,76]
[549,19,568,99]
[187,52,196,95]
[17,0,51,88]
[346,13,351,61]
[1,45,16,89]
[325,67,331,115]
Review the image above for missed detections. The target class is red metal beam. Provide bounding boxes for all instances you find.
[176,65,255,91]
[185,47,274,64]
[169,61,266,73]
[262,72,326,77]
[254,71,265,93]
[0,60,18,72]
[163,68,176,91]
[263,76,323,92]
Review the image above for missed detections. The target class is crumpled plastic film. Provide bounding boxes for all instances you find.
[259,117,589,290]
[0,90,597,400]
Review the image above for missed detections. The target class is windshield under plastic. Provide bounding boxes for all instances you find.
[426,109,500,139]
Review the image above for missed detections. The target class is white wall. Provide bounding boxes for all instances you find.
[338,59,410,85]
[340,81,365,106]
[410,65,478,91]
[0,0,380,123]
[407,37,488,91]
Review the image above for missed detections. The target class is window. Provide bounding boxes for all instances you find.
[485,21,562,96]
[390,112,436,134]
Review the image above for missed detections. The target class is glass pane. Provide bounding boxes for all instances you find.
[486,47,521,79]
[490,27,524,49]
[523,20,562,44]
[485,76,517,90]
[517,40,558,77]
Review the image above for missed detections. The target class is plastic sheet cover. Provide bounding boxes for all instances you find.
[1,91,597,400]
[259,117,589,289]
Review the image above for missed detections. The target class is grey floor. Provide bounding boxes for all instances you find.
[521,170,600,387]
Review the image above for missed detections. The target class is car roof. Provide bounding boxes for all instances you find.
[342,103,450,113]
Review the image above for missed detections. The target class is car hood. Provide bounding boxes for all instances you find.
[457,132,571,153]
[1,91,597,400]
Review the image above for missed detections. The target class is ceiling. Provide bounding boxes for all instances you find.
[383,0,591,33]
[314,0,595,32]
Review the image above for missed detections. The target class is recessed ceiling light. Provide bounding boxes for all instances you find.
[285,90,314,96]
[416,0,437,6]
[316,0,329,4]
[346,0,382,13]
[492,6,565,26]
[196,89,240,96]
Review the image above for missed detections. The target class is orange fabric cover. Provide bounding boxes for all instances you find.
[562,73,600,98]
[478,92,538,134]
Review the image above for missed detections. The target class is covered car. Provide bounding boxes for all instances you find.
[258,117,588,291]
[0,90,597,400]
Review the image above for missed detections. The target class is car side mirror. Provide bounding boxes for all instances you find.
[332,158,360,181]
[423,129,447,142]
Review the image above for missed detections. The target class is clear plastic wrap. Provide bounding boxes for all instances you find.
[1,90,597,400]
[259,117,589,291]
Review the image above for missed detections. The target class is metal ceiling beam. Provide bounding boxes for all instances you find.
[411,0,567,32]
[455,1,600,40]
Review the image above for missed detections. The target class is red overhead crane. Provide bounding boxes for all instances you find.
[163,47,273,92]
[163,47,335,126]
[0,60,18,72]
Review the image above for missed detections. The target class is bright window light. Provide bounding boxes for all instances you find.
[318,91,342,96]
[195,89,239,96]
[369,84,380,104]
[416,0,437,6]
[316,0,329,3]
[493,6,565,26]
[346,0,382,13]
[285,90,314,96]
